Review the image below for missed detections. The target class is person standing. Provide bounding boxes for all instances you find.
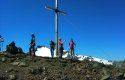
[69,38,76,59]
[58,38,65,58]
[0,35,2,52]
[0,35,4,53]
[29,33,35,56]
[50,40,55,58]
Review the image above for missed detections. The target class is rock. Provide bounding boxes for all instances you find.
[86,75,92,80]
[61,76,69,80]
[28,68,34,74]
[92,69,96,72]
[102,67,108,75]
[28,67,43,75]
[43,66,47,71]
[43,77,48,80]
[101,75,111,80]
[115,73,124,80]
[5,68,13,73]
[8,58,14,62]
[5,69,18,73]
[18,62,27,67]
[0,76,7,80]
[9,74,17,80]
[76,65,82,71]
[1,57,7,62]
[116,73,124,77]
[11,62,20,66]
[6,54,17,58]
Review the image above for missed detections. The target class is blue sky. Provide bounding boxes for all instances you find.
[0,0,125,61]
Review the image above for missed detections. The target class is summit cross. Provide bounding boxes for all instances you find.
[45,0,66,56]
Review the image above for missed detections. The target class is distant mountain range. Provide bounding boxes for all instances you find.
[35,46,113,65]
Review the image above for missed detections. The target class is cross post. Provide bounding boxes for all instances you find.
[45,0,66,56]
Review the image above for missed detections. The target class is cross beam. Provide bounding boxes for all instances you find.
[45,0,66,56]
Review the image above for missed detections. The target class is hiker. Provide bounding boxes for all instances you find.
[0,35,2,52]
[50,40,55,58]
[29,33,35,56]
[69,38,76,59]
[58,38,65,58]
[0,36,4,53]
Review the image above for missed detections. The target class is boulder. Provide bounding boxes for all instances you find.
[9,74,17,80]
[18,62,27,67]
[6,41,23,54]
[0,76,7,80]
[11,62,20,66]
[86,75,92,80]
[115,73,124,80]
[5,68,13,73]
[28,67,43,75]
[1,57,7,62]
[116,73,124,77]
[101,75,111,80]
[43,77,48,80]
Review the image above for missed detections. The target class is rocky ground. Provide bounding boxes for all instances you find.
[0,53,125,80]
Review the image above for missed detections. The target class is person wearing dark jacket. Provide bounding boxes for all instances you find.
[29,33,35,56]
[50,40,55,58]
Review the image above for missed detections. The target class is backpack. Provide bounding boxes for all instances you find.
[50,41,55,47]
